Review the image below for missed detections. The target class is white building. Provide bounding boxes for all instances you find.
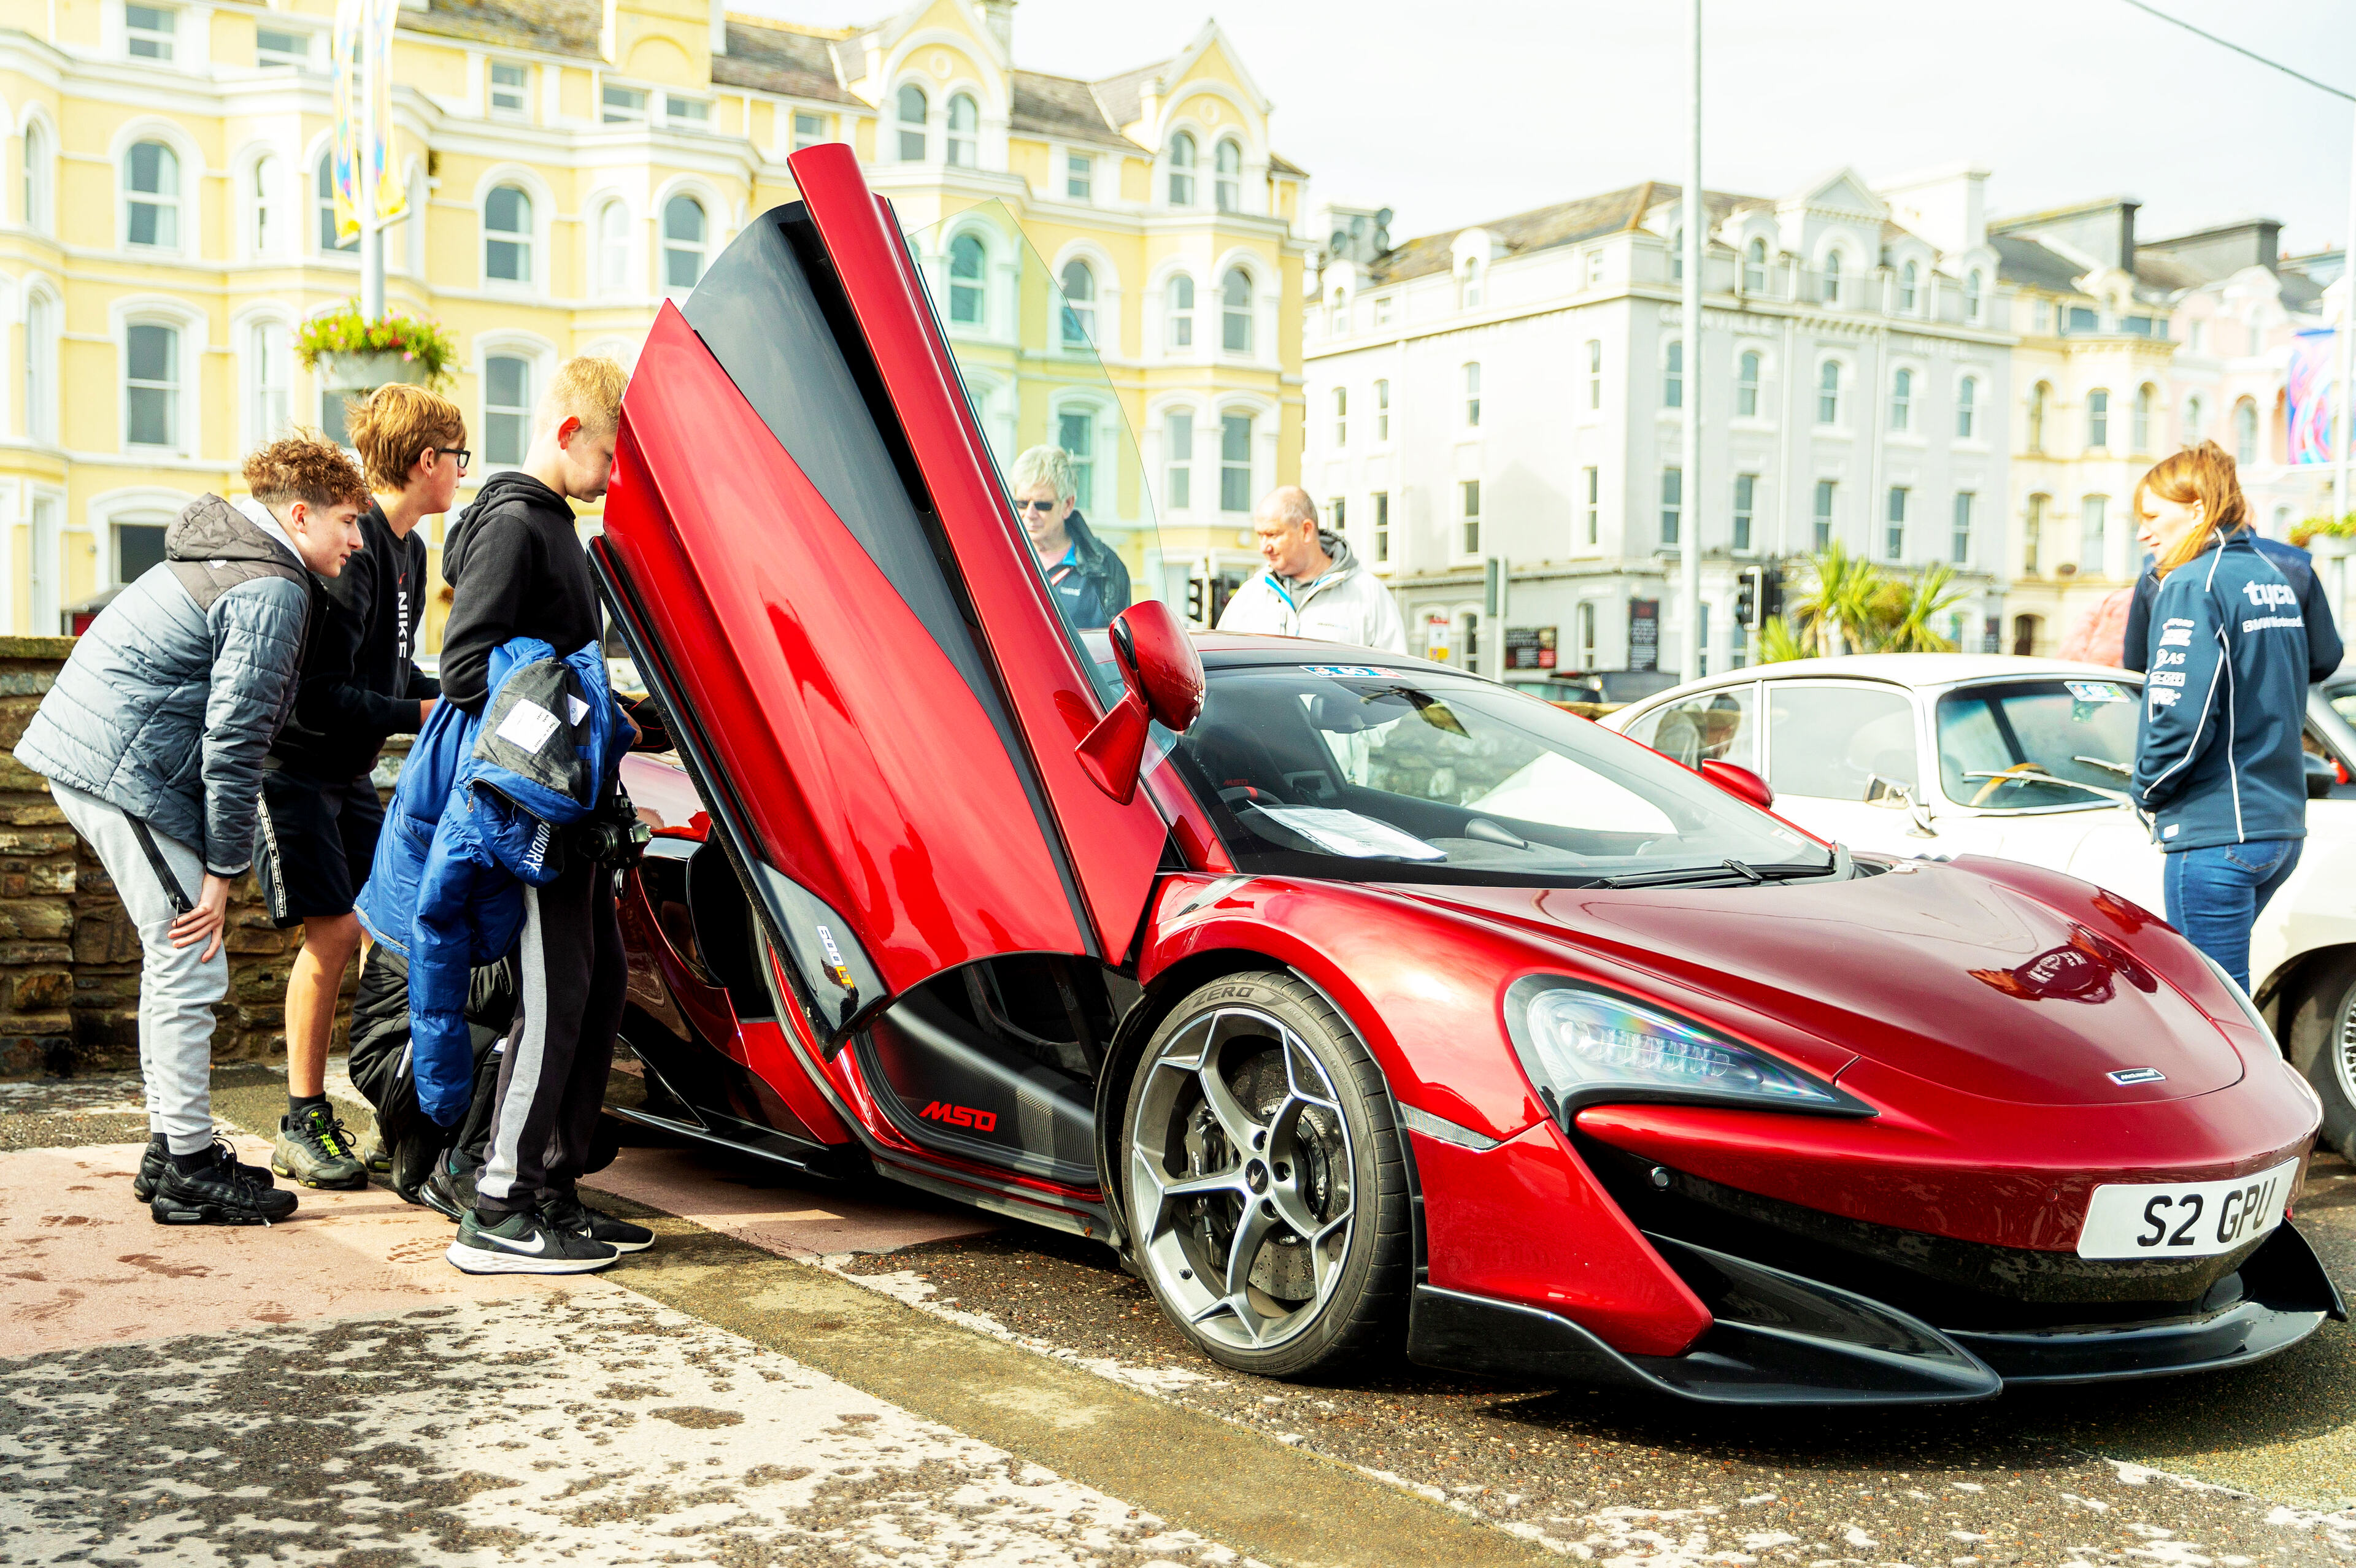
[1303,167,2014,694]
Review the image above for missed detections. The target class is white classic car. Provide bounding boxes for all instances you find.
[1603,653,2356,1157]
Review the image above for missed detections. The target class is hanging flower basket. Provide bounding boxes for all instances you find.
[294,302,457,391]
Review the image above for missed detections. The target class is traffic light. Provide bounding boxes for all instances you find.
[1187,575,1206,626]
[1761,569,1784,625]
[1734,571,1757,630]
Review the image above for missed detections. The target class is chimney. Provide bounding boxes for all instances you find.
[980,0,1014,50]
[710,0,726,55]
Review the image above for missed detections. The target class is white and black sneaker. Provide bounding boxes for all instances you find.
[541,1190,655,1254]
[447,1207,618,1275]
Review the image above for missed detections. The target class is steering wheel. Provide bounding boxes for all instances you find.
[1969,761,2050,807]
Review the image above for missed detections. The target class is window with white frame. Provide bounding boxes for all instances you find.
[256,25,307,65]
[1733,472,1755,551]
[485,185,531,283]
[1587,339,1601,409]
[1328,290,1348,337]
[1965,269,1984,323]
[124,321,179,448]
[24,293,56,445]
[663,194,707,290]
[602,84,647,123]
[895,84,926,159]
[1376,379,1390,440]
[2028,381,2050,450]
[2185,394,2206,444]
[1066,152,1090,200]
[1219,412,1251,511]
[664,94,710,131]
[1658,468,1679,549]
[1817,360,1841,424]
[248,320,290,440]
[115,515,169,584]
[124,140,179,248]
[1373,491,1390,563]
[1372,294,1392,327]
[1165,409,1191,509]
[1458,257,1482,310]
[2234,397,2258,464]
[1214,137,1241,213]
[1670,228,1682,281]
[483,354,532,466]
[1059,259,1095,347]
[948,233,986,326]
[1899,260,1919,313]
[252,155,284,256]
[1333,386,1347,447]
[1814,480,1836,551]
[2133,383,2155,453]
[1885,486,1908,561]
[1165,273,1194,348]
[1822,250,1843,306]
[793,111,826,150]
[126,4,175,60]
[23,121,51,234]
[1736,349,1760,416]
[1220,269,1252,354]
[1582,467,1600,546]
[1585,248,1604,287]
[2087,387,2110,450]
[29,494,58,629]
[946,93,977,167]
[596,200,630,294]
[1890,367,1912,431]
[316,152,358,253]
[1461,479,1482,556]
[1167,131,1196,206]
[1057,406,1096,510]
[1744,237,1766,293]
[2081,494,2108,572]
[490,60,528,113]
[1663,340,1682,409]
[1952,492,1973,564]
[1464,362,1481,426]
[1578,601,1597,666]
[1957,375,1979,439]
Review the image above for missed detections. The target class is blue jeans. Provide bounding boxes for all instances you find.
[2162,839,2303,991]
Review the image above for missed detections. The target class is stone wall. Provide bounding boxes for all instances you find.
[0,638,371,1078]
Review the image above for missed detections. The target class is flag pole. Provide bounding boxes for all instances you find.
[2336,104,2354,532]
[360,6,383,322]
[1677,0,1703,682]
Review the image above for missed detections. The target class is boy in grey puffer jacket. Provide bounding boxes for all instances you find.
[17,436,366,1224]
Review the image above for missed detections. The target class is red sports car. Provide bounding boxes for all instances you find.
[592,146,2340,1402]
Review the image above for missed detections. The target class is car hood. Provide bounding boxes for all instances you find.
[1390,860,2242,1107]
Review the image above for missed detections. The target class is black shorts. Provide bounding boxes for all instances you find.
[252,769,385,929]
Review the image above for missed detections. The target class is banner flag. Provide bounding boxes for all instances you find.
[331,0,407,247]
[2287,328,2340,466]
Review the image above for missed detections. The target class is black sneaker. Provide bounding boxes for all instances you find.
[447,1207,618,1275]
[131,1135,166,1202]
[272,1105,368,1190]
[415,1150,473,1224]
[541,1190,654,1254]
[388,1123,444,1207]
[150,1143,299,1226]
[360,1131,393,1175]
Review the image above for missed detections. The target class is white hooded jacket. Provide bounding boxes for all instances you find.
[1215,532,1407,653]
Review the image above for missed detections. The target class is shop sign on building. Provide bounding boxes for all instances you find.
[1504,626,1557,671]
[1628,600,1659,672]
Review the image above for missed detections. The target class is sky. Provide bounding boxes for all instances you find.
[739,0,2356,257]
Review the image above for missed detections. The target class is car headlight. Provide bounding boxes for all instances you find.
[2187,950,2321,1113]
[1503,977,1869,1122]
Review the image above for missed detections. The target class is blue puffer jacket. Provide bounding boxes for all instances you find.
[356,636,628,1124]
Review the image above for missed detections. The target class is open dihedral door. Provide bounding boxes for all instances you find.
[593,145,1170,1058]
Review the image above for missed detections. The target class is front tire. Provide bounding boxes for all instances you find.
[1121,972,1409,1378]
[2284,951,2356,1159]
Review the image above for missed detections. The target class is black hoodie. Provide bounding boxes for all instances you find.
[439,471,602,715]
[272,500,441,780]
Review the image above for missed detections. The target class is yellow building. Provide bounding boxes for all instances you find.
[0,0,1307,642]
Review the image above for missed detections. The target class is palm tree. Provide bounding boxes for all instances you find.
[1755,615,1810,663]
[1790,543,1885,656]
[1880,562,1975,653]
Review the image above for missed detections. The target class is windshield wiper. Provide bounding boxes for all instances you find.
[2073,755,2131,776]
[1962,769,2136,807]
[1600,856,1830,890]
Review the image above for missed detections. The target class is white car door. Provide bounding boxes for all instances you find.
[1757,680,1935,856]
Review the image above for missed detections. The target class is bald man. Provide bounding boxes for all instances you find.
[1215,485,1406,653]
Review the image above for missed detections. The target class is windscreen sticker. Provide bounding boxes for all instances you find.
[1252,805,1448,861]
[1301,665,1389,678]
[2065,680,2130,703]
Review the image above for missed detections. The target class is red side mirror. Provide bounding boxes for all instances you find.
[1700,759,1774,811]
[1076,601,1206,804]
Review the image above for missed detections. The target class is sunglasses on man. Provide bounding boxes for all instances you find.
[1017,498,1058,514]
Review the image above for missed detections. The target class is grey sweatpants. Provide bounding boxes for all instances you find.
[52,780,227,1155]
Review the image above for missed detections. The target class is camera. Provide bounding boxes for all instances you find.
[576,784,652,867]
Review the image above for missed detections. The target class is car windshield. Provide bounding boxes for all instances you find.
[1163,663,1831,887]
[2330,681,2356,731]
[913,201,1175,707]
[1933,677,2141,810]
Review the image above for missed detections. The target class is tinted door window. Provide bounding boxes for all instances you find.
[1768,685,1916,801]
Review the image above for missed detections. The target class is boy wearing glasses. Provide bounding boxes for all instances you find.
[256,384,456,1189]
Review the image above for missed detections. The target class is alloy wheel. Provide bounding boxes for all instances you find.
[2335,985,2356,1121]
[1128,1005,1357,1352]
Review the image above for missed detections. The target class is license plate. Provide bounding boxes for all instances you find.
[2076,1159,2300,1259]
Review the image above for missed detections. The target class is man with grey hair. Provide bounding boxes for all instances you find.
[1010,445,1130,631]
[1217,485,1406,652]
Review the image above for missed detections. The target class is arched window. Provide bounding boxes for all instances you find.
[1220,411,1253,512]
[484,184,531,282]
[2080,494,2109,574]
[248,319,290,440]
[1458,257,1482,310]
[1165,273,1194,348]
[2087,387,2110,450]
[1822,250,1843,305]
[483,353,533,466]
[2025,494,2047,576]
[1965,269,1984,323]
[1663,340,1682,409]
[1164,407,1193,510]
[947,233,986,326]
[596,200,631,295]
[1736,349,1760,416]
[1463,362,1480,426]
[2185,393,2206,444]
[1059,258,1094,347]
[124,320,179,447]
[1890,367,1912,431]
[1214,137,1241,212]
[1900,260,1919,313]
[1817,359,1841,424]
[1743,237,1766,293]
[123,139,179,248]
[21,120,50,234]
[2132,383,2155,453]
[945,93,977,167]
[316,152,358,253]
[251,154,283,257]
[2029,381,2050,451]
[1055,404,1097,510]
[662,194,706,289]
[1956,375,1978,439]
[1220,268,1252,354]
[2234,397,2258,465]
[1333,386,1347,447]
[24,292,56,444]
[897,84,928,161]
[1167,131,1195,206]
